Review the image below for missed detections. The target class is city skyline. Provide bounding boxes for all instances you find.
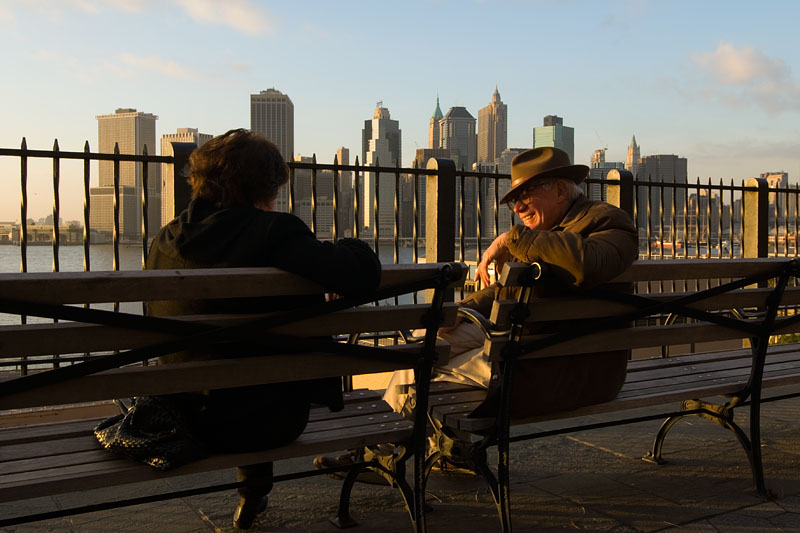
[1,0,799,222]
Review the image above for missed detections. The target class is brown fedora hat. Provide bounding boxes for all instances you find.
[500,147,589,205]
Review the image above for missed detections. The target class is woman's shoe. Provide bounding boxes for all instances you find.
[233,496,268,530]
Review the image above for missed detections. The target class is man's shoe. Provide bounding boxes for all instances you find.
[313,448,391,486]
[430,455,478,476]
[233,496,267,530]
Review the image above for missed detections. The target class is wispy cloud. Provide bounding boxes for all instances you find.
[229,62,251,74]
[689,42,800,115]
[8,0,273,36]
[119,53,198,80]
[173,0,273,36]
[0,4,15,23]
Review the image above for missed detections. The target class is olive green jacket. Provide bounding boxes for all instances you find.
[461,194,638,315]
[461,195,639,418]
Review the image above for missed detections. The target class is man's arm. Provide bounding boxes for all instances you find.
[475,232,512,287]
[506,207,638,288]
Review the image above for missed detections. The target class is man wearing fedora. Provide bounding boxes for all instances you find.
[316,146,638,476]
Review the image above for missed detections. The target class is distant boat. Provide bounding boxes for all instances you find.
[650,239,682,251]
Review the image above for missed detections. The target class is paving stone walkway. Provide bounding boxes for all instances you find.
[3,386,799,532]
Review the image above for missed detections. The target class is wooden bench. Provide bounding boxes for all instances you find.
[0,262,467,531]
[421,258,800,532]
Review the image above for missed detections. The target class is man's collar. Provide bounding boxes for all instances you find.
[551,195,590,231]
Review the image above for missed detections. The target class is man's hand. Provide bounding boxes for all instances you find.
[437,315,464,336]
[475,232,511,287]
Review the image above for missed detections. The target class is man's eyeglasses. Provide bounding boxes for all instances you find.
[504,180,552,211]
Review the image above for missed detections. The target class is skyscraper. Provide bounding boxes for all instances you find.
[336,147,355,238]
[639,154,688,239]
[439,107,477,239]
[428,96,443,149]
[90,108,160,241]
[533,115,575,164]
[160,128,212,227]
[477,87,507,163]
[362,103,401,237]
[251,88,294,211]
[439,106,477,170]
[760,171,790,227]
[587,148,625,202]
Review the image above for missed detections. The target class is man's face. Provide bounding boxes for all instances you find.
[509,179,569,230]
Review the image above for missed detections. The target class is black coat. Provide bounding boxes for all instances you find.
[145,198,381,452]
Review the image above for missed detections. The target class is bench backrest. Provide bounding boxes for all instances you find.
[486,258,800,360]
[0,263,468,411]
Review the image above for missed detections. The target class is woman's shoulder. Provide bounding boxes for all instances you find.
[253,209,313,232]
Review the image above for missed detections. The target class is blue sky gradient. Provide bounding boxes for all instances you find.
[1,0,799,221]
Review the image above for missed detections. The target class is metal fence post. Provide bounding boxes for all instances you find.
[165,142,197,221]
[606,169,634,220]
[425,157,456,301]
[743,177,769,258]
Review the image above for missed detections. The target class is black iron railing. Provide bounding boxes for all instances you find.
[2,139,800,375]
[3,140,800,276]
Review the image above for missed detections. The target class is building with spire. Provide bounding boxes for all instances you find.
[428,96,443,149]
[478,87,507,164]
[533,115,574,164]
[626,135,640,176]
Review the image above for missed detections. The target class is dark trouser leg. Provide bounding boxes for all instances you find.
[237,462,274,500]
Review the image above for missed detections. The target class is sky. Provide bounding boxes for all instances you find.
[1,0,800,222]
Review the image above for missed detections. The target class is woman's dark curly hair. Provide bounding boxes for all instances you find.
[188,128,289,209]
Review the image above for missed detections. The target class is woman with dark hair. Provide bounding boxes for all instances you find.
[146,129,381,528]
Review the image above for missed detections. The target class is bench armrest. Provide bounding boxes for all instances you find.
[457,307,509,340]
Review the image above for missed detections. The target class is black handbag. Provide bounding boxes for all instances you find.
[94,395,208,471]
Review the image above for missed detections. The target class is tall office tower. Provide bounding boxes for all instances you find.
[335,147,355,238]
[626,135,641,176]
[592,148,606,166]
[428,96,443,149]
[411,148,457,240]
[473,161,513,243]
[251,88,294,211]
[496,148,524,174]
[588,148,625,202]
[533,115,575,164]
[760,171,790,227]
[361,103,401,238]
[477,87,507,163]
[487,148,523,233]
[290,155,335,240]
[687,190,721,244]
[160,128,212,227]
[439,106,477,170]
[440,107,477,240]
[638,154,688,240]
[90,108,160,242]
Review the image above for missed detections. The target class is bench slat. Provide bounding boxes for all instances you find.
[0,263,466,305]
[490,287,800,324]
[0,413,414,502]
[0,342,452,411]
[612,258,796,282]
[0,303,458,358]
[485,320,800,361]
